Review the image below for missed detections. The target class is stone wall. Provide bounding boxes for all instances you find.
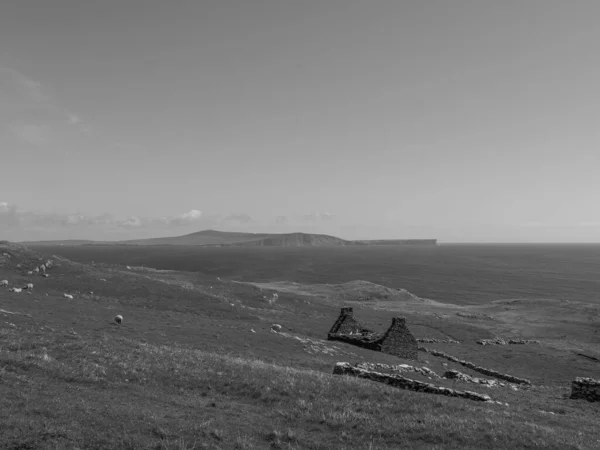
[570,377,600,401]
[417,338,460,344]
[327,307,371,336]
[379,318,419,359]
[477,338,540,346]
[420,347,531,385]
[354,362,440,379]
[333,362,497,403]
[327,308,418,360]
[444,369,503,387]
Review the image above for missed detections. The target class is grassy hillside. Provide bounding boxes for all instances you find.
[2,242,600,448]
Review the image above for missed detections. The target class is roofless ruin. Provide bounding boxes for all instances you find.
[327,307,419,360]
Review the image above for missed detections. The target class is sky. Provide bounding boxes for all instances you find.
[1,0,600,243]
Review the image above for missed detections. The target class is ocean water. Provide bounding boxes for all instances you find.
[34,244,600,306]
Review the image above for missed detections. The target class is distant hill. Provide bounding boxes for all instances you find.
[232,232,353,247]
[21,230,437,247]
[118,230,352,247]
[118,230,274,246]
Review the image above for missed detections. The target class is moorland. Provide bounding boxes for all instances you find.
[1,238,600,449]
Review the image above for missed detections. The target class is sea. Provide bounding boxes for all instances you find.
[33,243,600,306]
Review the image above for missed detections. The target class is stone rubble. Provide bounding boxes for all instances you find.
[333,362,504,403]
[419,347,531,385]
[354,362,442,379]
[275,331,355,357]
[443,369,505,388]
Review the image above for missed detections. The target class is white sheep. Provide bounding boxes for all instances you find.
[24,283,33,290]
[10,287,22,293]
[114,315,123,325]
[0,280,8,287]
[270,324,282,332]
[64,293,74,299]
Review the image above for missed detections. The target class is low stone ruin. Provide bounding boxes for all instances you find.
[570,377,600,401]
[354,362,441,379]
[420,347,531,385]
[417,338,460,344]
[444,369,504,388]
[333,362,497,403]
[477,337,540,346]
[456,312,495,320]
[327,307,418,360]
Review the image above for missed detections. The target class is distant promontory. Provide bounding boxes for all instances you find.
[22,230,438,247]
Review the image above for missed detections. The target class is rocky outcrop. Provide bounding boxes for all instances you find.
[328,308,419,360]
[333,362,498,403]
[477,338,540,346]
[419,347,531,385]
[570,377,600,401]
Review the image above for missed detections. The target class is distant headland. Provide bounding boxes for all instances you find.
[21,230,438,247]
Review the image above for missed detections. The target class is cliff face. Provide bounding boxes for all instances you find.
[237,233,352,247]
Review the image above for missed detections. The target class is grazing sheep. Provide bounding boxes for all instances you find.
[10,287,22,293]
[114,315,123,325]
[64,293,74,299]
[270,324,282,332]
[27,271,33,275]
[24,283,33,290]
[0,280,8,287]
[42,274,49,278]
[33,267,39,273]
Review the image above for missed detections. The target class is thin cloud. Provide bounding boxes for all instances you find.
[301,212,336,222]
[169,209,203,227]
[519,221,600,229]
[1,68,91,145]
[224,213,253,224]
[8,123,50,145]
[0,68,50,105]
[67,112,82,125]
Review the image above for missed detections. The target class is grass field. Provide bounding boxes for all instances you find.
[2,242,600,448]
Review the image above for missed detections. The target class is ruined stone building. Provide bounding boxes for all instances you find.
[327,307,419,360]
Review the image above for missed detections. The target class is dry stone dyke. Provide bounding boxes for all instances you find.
[327,307,418,360]
[420,347,531,385]
[456,312,495,320]
[354,362,441,379]
[333,362,499,403]
[570,377,600,401]
[417,338,460,344]
[477,337,540,346]
[444,369,504,387]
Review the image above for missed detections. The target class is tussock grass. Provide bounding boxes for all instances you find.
[1,326,599,449]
